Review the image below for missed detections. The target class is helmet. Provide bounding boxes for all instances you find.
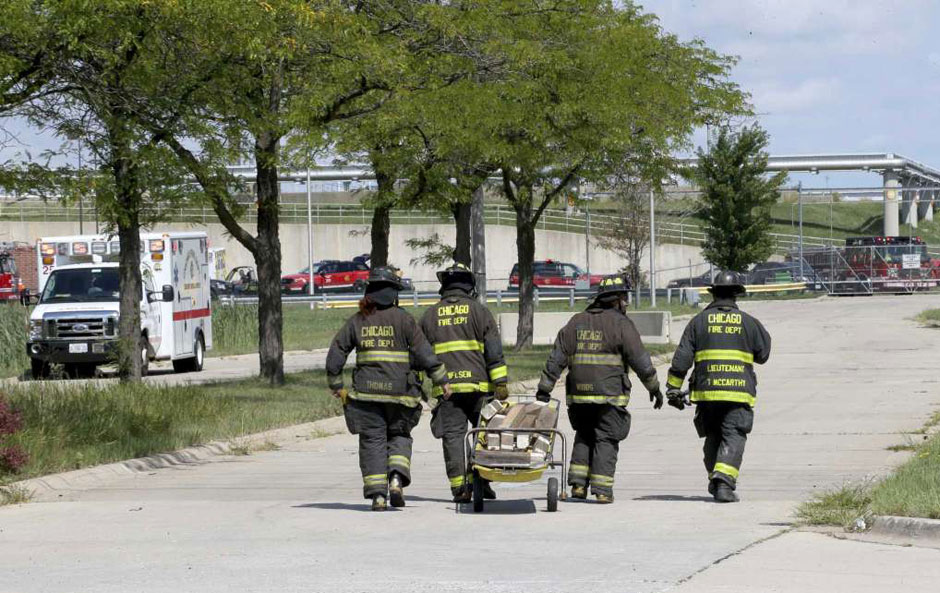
[366,265,405,290]
[436,262,475,287]
[709,270,746,295]
[593,274,631,299]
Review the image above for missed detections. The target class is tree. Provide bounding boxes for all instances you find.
[691,125,786,272]
[594,176,651,290]
[1,0,199,381]
[145,1,467,384]
[484,2,746,348]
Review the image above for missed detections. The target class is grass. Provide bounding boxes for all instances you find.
[0,370,343,485]
[0,484,33,506]
[797,416,940,526]
[916,308,940,325]
[212,299,698,358]
[0,304,29,379]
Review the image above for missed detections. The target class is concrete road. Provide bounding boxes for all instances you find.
[3,295,940,592]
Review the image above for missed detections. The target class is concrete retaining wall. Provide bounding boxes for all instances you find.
[0,220,704,291]
[498,311,671,346]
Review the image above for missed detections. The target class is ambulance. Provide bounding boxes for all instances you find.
[26,232,212,379]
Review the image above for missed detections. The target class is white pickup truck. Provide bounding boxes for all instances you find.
[26,232,213,379]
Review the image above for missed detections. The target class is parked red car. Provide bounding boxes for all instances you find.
[508,260,603,290]
[282,260,371,294]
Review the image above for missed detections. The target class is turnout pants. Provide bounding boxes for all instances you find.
[694,402,754,490]
[567,403,631,496]
[344,398,422,499]
[430,392,488,494]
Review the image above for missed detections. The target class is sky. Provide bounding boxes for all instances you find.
[3,1,937,190]
[641,0,940,187]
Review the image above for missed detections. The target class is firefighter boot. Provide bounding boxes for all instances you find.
[453,487,471,504]
[595,492,614,504]
[482,481,497,500]
[371,494,388,511]
[571,485,588,499]
[713,481,739,503]
[389,472,406,508]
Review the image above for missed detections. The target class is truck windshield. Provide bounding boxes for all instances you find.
[41,268,120,303]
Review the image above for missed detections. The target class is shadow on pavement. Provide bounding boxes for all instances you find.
[455,499,538,515]
[633,494,714,502]
[293,502,375,513]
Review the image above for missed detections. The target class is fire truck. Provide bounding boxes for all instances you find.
[843,236,938,291]
[0,242,25,302]
[796,236,939,294]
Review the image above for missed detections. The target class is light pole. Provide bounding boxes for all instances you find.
[306,164,314,297]
[798,182,804,279]
[649,188,656,307]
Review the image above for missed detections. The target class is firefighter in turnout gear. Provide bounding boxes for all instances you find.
[536,275,662,503]
[326,266,451,511]
[421,262,508,503]
[665,271,771,503]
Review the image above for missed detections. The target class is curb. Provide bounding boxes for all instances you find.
[6,415,347,502]
[870,515,940,541]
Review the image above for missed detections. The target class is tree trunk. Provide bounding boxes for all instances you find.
[514,201,536,350]
[109,127,143,382]
[371,168,393,267]
[452,201,472,266]
[470,184,487,304]
[254,133,284,386]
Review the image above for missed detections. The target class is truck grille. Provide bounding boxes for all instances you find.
[54,317,109,338]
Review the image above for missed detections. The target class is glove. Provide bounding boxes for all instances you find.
[535,390,551,402]
[333,388,349,406]
[650,388,664,410]
[494,384,509,401]
[666,388,687,411]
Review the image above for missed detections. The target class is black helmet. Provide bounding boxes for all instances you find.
[594,274,631,299]
[436,262,475,287]
[709,270,746,295]
[367,265,405,290]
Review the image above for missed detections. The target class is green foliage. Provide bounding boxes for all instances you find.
[691,125,786,272]
[0,304,29,379]
[796,482,872,528]
[405,234,454,268]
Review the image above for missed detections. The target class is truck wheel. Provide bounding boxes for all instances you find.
[173,334,205,373]
[30,358,50,380]
[140,336,150,377]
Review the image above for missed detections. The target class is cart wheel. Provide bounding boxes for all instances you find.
[472,471,485,513]
[547,477,559,512]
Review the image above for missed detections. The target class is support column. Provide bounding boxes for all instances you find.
[883,170,900,237]
[902,179,918,230]
[918,188,935,222]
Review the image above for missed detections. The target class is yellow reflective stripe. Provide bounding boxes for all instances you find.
[388,455,410,469]
[712,462,739,479]
[449,475,466,487]
[567,394,630,405]
[569,464,589,476]
[489,365,508,381]
[433,382,493,396]
[571,353,622,366]
[349,392,422,407]
[690,390,756,406]
[694,349,754,364]
[363,474,388,485]
[589,474,614,486]
[666,374,684,388]
[433,340,484,354]
[357,350,410,363]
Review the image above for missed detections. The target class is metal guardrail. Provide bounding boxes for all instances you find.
[692,281,808,295]
[1,200,835,255]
